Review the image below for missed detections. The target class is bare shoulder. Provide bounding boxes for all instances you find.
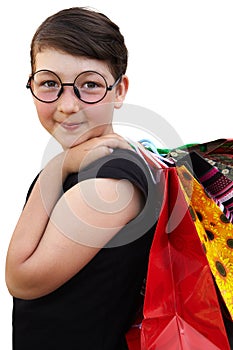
[57,177,144,244]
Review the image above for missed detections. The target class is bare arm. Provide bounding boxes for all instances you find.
[5,134,141,300]
[6,178,143,299]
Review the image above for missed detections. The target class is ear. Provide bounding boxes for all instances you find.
[114,75,129,109]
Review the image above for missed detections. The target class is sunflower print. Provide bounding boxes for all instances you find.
[177,165,233,319]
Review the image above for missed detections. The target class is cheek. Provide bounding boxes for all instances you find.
[34,101,54,126]
[86,103,114,127]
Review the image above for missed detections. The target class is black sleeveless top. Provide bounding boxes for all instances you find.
[12,149,160,350]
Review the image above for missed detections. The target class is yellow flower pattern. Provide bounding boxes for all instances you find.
[177,165,233,319]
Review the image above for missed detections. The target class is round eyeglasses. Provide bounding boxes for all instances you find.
[26,70,122,104]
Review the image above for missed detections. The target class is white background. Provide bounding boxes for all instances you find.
[1,0,233,348]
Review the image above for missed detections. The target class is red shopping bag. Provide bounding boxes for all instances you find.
[126,324,141,350]
[140,167,230,350]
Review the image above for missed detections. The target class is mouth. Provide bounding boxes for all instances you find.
[60,121,85,131]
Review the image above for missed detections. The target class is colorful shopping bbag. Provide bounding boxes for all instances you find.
[140,167,230,350]
[166,138,233,181]
[184,138,233,166]
[173,150,233,224]
[177,165,233,321]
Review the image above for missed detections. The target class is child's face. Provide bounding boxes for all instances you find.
[33,49,128,149]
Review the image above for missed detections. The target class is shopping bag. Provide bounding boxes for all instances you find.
[177,164,233,320]
[165,138,233,181]
[140,167,230,350]
[176,151,233,223]
[125,318,142,350]
[178,138,233,166]
[201,139,233,166]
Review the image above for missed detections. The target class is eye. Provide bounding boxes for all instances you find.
[83,81,100,89]
[33,71,61,89]
[42,80,59,88]
[75,72,107,94]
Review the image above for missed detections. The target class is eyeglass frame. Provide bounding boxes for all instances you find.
[26,69,123,104]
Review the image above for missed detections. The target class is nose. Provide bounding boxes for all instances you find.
[57,85,82,115]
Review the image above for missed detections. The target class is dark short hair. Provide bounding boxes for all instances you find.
[30,7,128,79]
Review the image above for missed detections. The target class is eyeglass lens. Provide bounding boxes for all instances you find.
[30,70,109,103]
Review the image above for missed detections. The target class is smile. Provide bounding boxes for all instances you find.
[60,122,84,131]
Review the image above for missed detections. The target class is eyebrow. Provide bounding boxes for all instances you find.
[35,69,112,80]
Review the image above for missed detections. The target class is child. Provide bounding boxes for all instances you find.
[5,7,158,350]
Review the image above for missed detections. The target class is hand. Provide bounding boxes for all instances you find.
[61,133,132,178]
